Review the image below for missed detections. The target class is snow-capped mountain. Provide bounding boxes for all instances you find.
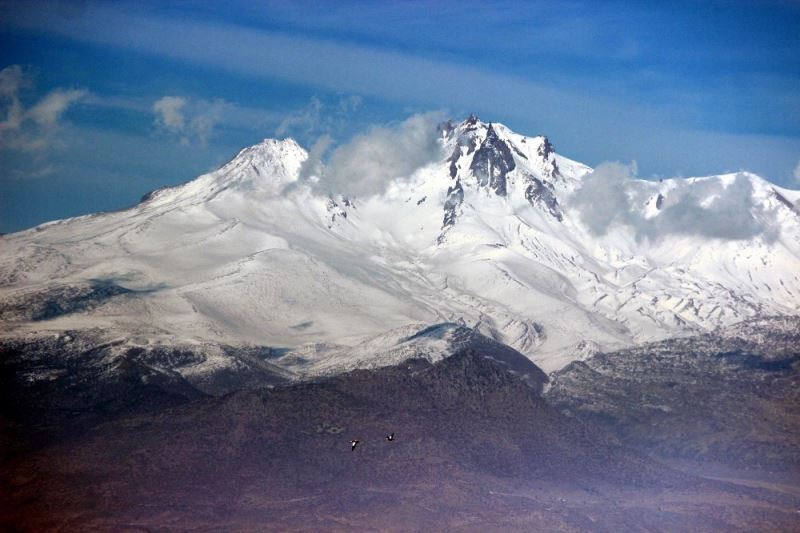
[1,115,799,373]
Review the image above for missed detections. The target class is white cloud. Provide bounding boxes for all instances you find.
[0,65,86,152]
[300,111,445,196]
[0,64,28,132]
[338,94,363,114]
[275,96,323,138]
[297,134,333,181]
[0,64,27,96]
[28,89,88,125]
[188,101,227,146]
[152,96,186,131]
[650,173,772,241]
[152,95,229,146]
[275,94,363,139]
[570,163,776,241]
[569,161,637,235]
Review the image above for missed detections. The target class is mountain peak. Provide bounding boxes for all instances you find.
[469,122,516,196]
[214,137,308,195]
[538,136,555,160]
[228,137,306,166]
[3,114,800,384]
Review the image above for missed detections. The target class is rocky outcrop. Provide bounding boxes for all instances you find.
[547,316,800,470]
[525,176,563,221]
[469,123,516,196]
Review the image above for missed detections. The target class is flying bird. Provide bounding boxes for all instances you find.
[350,439,360,451]
[386,433,395,441]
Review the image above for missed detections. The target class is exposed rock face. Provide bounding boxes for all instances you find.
[538,136,554,159]
[525,176,563,221]
[325,195,350,227]
[441,179,464,230]
[439,118,569,236]
[447,144,460,178]
[537,136,560,177]
[546,316,800,470]
[469,123,516,196]
[463,112,481,129]
[773,188,798,213]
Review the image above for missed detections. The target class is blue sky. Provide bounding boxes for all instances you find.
[1,0,799,232]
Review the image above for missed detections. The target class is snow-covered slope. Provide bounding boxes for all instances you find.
[1,116,799,373]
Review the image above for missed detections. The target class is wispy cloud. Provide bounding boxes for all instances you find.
[0,64,27,132]
[275,96,322,138]
[275,94,362,139]
[153,96,186,131]
[0,64,87,152]
[793,160,800,185]
[28,89,86,126]
[0,5,636,133]
[5,2,799,184]
[152,95,230,146]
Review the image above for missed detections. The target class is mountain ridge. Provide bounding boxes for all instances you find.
[1,115,799,375]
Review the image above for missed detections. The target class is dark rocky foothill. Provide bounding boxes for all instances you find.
[547,316,800,471]
[3,344,800,530]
